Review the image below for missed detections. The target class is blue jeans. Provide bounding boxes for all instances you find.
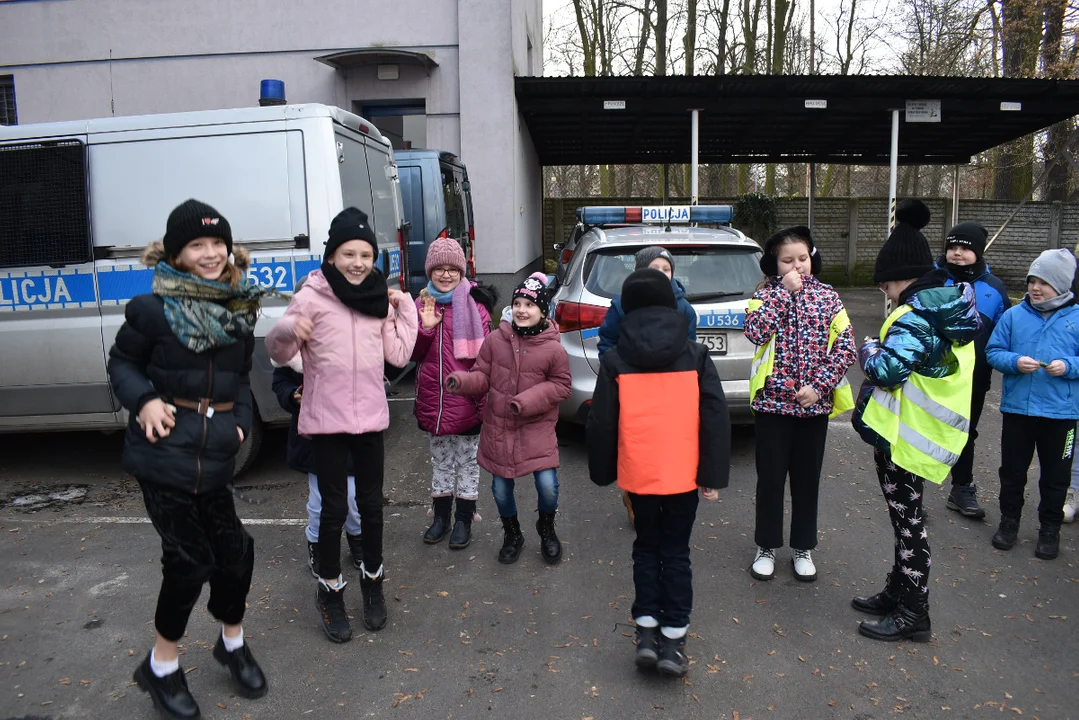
[305,473,362,543]
[491,469,559,517]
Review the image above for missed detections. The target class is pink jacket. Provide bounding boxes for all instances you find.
[411,297,492,436]
[265,270,418,436]
[447,321,572,479]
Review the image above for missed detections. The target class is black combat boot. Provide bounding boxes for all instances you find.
[536,510,562,564]
[946,483,986,519]
[424,496,453,544]
[992,516,1020,550]
[360,564,388,631]
[858,596,931,642]
[1035,525,1060,560]
[851,572,901,616]
[449,498,475,550]
[315,578,352,643]
[498,515,525,564]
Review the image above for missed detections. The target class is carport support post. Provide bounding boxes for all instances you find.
[808,163,817,232]
[690,109,700,205]
[888,109,899,231]
[951,166,961,227]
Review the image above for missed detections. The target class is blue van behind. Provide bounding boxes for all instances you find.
[394,149,475,295]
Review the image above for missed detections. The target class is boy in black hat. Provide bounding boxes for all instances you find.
[936,221,1011,519]
[587,268,730,676]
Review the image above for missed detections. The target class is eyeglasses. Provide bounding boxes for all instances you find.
[433,267,462,277]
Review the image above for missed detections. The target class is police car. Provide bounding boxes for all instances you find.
[552,205,762,423]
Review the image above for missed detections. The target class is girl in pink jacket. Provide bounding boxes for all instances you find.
[265,208,417,644]
[447,273,572,566]
[412,237,497,550]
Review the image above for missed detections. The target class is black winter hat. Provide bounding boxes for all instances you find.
[513,272,554,318]
[326,207,379,259]
[873,199,935,283]
[944,221,988,261]
[621,268,677,314]
[635,246,676,272]
[760,226,822,277]
[163,199,233,258]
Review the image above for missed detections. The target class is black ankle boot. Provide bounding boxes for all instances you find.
[360,565,387,631]
[346,532,363,570]
[992,516,1020,550]
[851,572,901,616]
[213,636,267,698]
[858,597,931,642]
[656,634,689,677]
[449,499,475,550]
[634,625,660,669]
[536,510,562,564]
[1035,525,1060,560]
[498,515,525,564]
[315,579,352,643]
[133,652,201,719]
[424,496,453,544]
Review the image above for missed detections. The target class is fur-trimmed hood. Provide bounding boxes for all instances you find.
[140,241,251,272]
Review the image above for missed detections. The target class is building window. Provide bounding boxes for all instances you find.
[0,76,16,126]
[358,101,427,150]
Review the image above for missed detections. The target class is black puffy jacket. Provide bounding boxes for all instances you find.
[108,294,255,493]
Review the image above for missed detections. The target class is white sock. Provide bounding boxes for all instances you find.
[661,625,688,639]
[360,563,384,581]
[221,627,244,652]
[634,615,659,628]
[319,574,346,591]
[150,648,180,678]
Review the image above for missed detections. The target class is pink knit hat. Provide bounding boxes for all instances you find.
[425,237,467,277]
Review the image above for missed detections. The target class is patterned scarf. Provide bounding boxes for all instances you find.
[513,318,548,337]
[152,262,261,353]
[427,280,487,359]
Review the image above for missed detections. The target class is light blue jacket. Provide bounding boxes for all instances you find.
[986,299,1079,420]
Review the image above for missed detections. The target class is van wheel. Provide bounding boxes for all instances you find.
[234,409,264,478]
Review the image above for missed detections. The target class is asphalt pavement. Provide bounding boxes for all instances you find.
[0,288,1076,720]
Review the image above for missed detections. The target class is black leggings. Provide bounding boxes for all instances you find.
[312,432,385,579]
[874,451,930,603]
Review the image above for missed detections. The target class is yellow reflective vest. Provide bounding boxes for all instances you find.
[748,302,855,419]
[860,305,975,484]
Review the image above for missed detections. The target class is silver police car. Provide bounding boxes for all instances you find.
[551,205,762,423]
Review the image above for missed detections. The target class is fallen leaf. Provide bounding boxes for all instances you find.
[436,591,449,598]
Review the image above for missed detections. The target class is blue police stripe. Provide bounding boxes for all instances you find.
[582,328,600,339]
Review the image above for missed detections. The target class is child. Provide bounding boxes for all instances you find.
[413,236,496,549]
[271,335,363,577]
[744,226,857,582]
[851,200,980,642]
[108,199,267,718]
[586,268,730,677]
[446,273,571,565]
[265,207,417,643]
[936,222,1011,519]
[986,248,1079,560]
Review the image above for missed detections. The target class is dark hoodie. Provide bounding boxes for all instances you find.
[852,269,982,453]
[587,305,731,494]
[935,255,1011,392]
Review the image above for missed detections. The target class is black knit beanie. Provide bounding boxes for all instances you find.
[944,221,988,261]
[326,207,379,259]
[873,199,935,283]
[163,199,233,258]
[621,268,677,314]
[513,272,553,317]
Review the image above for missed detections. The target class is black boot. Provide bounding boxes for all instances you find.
[634,625,660,669]
[498,515,525,564]
[858,597,931,642]
[306,540,320,579]
[992,516,1020,550]
[315,579,352,643]
[133,652,201,719]
[946,482,986,519]
[449,499,475,550]
[1035,525,1060,560]
[656,634,689,677]
[536,510,562,564]
[360,565,388,631]
[851,572,901,616]
[424,496,452,544]
[212,636,267,699]
[346,532,364,570]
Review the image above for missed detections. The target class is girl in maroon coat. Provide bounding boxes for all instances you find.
[447,273,572,565]
[412,237,496,549]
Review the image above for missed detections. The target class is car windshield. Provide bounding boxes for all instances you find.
[583,245,762,301]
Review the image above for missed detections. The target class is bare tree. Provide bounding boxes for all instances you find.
[994,0,1042,199]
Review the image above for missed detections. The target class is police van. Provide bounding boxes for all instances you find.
[0,103,407,474]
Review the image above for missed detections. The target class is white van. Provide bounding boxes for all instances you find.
[0,103,407,473]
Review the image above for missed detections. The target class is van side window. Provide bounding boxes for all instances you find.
[440,167,467,240]
[0,141,91,269]
[336,132,375,220]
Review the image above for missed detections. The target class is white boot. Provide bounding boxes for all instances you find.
[792,549,817,582]
[750,547,776,580]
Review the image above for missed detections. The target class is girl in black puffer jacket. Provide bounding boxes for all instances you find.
[107,199,267,719]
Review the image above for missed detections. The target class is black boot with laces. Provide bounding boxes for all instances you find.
[852,572,901,616]
[315,577,352,643]
[1035,525,1060,560]
[499,515,525,564]
[656,633,689,677]
[360,564,388,631]
[536,510,562,564]
[133,652,201,719]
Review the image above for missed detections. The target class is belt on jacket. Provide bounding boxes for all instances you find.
[170,397,235,417]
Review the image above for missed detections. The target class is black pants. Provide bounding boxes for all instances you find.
[628,490,699,629]
[312,432,385,579]
[950,389,986,487]
[874,451,930,603]
[753,412,829,550]
[998,413,1075,527]
[139,480,254,642]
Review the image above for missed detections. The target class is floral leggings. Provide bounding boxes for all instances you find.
[429,433,481,500]
[874,450,930,602]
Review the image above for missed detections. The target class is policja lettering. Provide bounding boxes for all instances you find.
[0,276,73,306]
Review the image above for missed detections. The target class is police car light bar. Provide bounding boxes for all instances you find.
[576,205,733,226]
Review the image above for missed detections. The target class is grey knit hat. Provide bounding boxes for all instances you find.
[635,246,675,272]
[1027,248,1077,295]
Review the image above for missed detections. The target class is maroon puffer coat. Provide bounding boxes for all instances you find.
[412,297,492,436]
[447,321,572,479]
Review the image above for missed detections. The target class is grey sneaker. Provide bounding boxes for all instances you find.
[946,483,985,520]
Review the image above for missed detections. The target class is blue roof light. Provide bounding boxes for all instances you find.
[577,206,627,225]
[690,205,733,223]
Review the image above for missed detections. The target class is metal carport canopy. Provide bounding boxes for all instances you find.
[515,75,1079,166]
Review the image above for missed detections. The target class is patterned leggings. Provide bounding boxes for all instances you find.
[874,450,931,602]
[429,433,481,500]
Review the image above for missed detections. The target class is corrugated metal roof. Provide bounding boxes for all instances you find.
[516,74,1079,165]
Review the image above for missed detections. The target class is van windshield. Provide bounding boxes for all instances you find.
[584,245,761,302]
[440,165,468,239]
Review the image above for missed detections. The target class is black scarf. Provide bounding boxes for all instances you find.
[321,261,389,318]
[945,259,986,283]
[513,318,548,337]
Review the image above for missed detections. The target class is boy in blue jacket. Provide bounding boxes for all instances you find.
[986,248,1079,560]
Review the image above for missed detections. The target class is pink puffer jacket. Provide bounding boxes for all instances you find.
[447,321,572,479]
[411,297,492,436]
[265,270,417,436]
